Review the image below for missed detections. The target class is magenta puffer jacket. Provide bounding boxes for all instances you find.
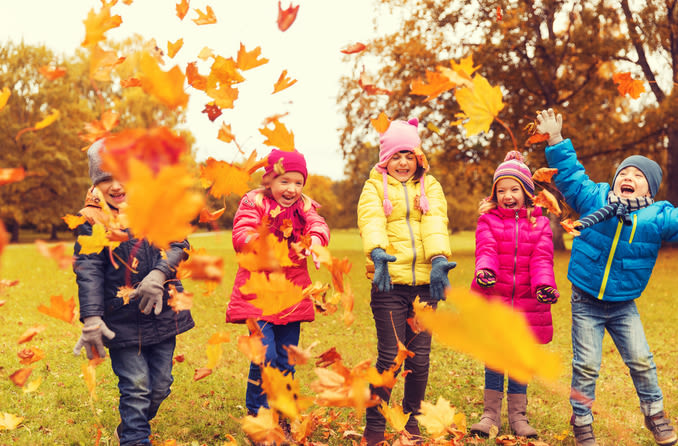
[470,206,556,344]
[226,189,330,325]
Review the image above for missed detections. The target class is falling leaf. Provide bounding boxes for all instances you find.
[205,343,222,369]
[22,377,42,394]
[199,207,225,223]
[18,325,45,344]
[167,38,184,58]
[197,46,214,60]
[358,67,391,95]
[167,284,194,312]
[532,167,558,183]
[370,112,390,134]
[82,357,103,400]
[35,240,73,269]
[315,347,342,368]
[208,332,230,344]
[39,66,67,80]
[340,42,366,54]
[379,403,409,433]
[18,347,45,365]
[240,407,287,443]
[613,72,645,99]
[0,168,25,186]
[410,70,457,102]
[452,74,504,136]
[236,43,269,70]
[237,319,266,364]
[205,82,239,108]
[0,413,24,430]
[277,1,300,32]
[193,367,212,381]
[77,223,110,255]
[62,214,87,230]
[117,286,134,304]
[16,109,60,141]
[79,110,119,144]
[193,5,217,25]
[139,52,189,109]
[217,123,235,143]
[241,272,304,316]
[202,103,222,121]
[81,5,122,47]
[525,132,550,145]
[272,69,297,94]
[426,122,441,135]
[0,87,10,112]
[310,359,376,413]
[560,218,581,236]
[259,118,295,151]
[186,62,208,91]
[533,189,561,215]
[450,54,481,78]
[10,367,33,387]
[37,295,76,323]
[497,6,503,20]
[89,45,125,82]
[200,158,251,198]
[176,0,189,20]
[176,247,224,282]
[261,365,312,420]
[236,229,295,272]
[284,341,318,366]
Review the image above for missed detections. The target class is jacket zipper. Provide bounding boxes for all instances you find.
[511,211,518,307]
[402,183,417,286]
[597,220,623,300]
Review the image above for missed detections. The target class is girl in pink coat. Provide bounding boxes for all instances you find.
[226,149,330,418]
[469,151,559,439]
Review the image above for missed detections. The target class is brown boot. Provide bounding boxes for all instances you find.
[470,389,503,437]
[507,393,538,438]
[362,428,385,446]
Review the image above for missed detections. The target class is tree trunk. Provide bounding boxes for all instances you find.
[665,129,678,205]
[7,221,19,243]
[50,224,59,241]
[549,213,566,251]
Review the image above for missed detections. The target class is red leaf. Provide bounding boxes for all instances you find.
[202,103,222,122]
[340,42,366,54]
[277,1,299,32]
[39,66,67,80]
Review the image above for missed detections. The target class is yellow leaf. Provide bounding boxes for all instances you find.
[0,413,24,430]
[82,360,98,400]
[272,69,297,94]
[0,86,10,111]
[200,158,251,198]
[167,38,184,58]
[22,376,42,394]
[370,112,390,134]
[139,52,189,109]
[379,402,409,433]
[197,46,215,60]
[240,408,286,444]
[205,343,222,369]
[217,122,235,143]
[240,272,304,317]
[260,365,312,420]
[415,397,459,438]
[35,109,60,130]
[62,214,87,229]
[413,290,560,383]
[259,119,295,151]
[77,223,110,254]
[451,53,480,78]
[454,74,504,136]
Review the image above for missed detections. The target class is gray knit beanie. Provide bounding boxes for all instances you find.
[612,155,663,198]
[87,139,112,185]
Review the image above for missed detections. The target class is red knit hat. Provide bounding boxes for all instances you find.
[264,149,308,184]
[492,151,535,199]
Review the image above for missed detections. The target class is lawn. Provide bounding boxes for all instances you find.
[0,229,677,445]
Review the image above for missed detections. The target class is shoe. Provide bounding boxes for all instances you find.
[645,412,678,445]
[470,389,503,437]
[405,422,423,444]
[507,393,538,438]
[362,428,385,446]
[572,423,598,446]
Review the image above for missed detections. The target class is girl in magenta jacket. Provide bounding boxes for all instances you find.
[469,151,559,439]
[226,149,329,417]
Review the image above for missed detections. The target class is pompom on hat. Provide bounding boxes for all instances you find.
[492,151,535,199]
[87,139,113,185]
[612,155,662,198]
[375,118,429,216]
[264,149,308,184]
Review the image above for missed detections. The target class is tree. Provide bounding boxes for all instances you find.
[337,0,677,247]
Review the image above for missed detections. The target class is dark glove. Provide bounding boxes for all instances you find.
[73,316,116,359]
[475,269,496,288]
[536,285,560,304]
[371,248,396,292]
[429,257,456,301]
[130,269,166,315]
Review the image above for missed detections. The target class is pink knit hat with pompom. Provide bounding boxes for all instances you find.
[492,151,535,199]
[375,118,429,216]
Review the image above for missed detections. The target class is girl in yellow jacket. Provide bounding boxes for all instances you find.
[357,118,455,445]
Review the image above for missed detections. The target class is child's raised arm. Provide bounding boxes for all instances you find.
[536,109,563,146]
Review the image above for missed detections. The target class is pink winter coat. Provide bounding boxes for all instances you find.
[226,189,330,325]
[470,206,556,344]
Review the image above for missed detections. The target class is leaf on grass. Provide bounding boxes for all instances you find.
[10,367,33,387]
[613,72,645,99]
[0,413,24,430]
[167,38,184,58]
[272,69,297,94]
[532,167,558,183]
[192,5,217,25]
[340,42,366,54]
[533,189,561,216]
[241,407,287,443]
[193,367,212,381]
[37,295,76,323]
[259,119,295,151]
[415,397,464,439]
[18,347,45,365]
[0,86,11,111]
[22,377,42,394]
[370,112,390,134]
[18,325,45,344]
[39,66,67,80]
[139,52,189,109]
[379,402,409,433]
[261,365,312,420]
[277,1,299,32]
[451,74,504,136]
[236,43,268,70]
[200,158,251,198]
[0,167,25,185]
[35,240,73,269]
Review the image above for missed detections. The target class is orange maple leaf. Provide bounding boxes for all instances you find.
[186,62,208,91]
[10,368,33,387]
[217,122,235,144]
[236,43,269,70]
[236,229,294,272]
[0,168,25,186]
[283,341,318,366]
[0,86,10,112]
[82,355,104,400]
[525,132,550,145]
[200,158,251,198]
[205,82,239,109]
[37,295,76,323]
[533,189,561,216]
[613,72,645,99]
[560,218,581,237]
[167,38,184,58]
[39,66,67,80]
[17,325,45,344]
[16,109,60,142]
[379,402,409,433]
[168,284,194,312]
[310,359,377,413]
[238,319,266,364]
[193,6,217,25]
[261,365,312,420]
[176,0,190,20]
[532,167,558,183]
[81,5,122,47]
[208,331,231,344]
[198,46,215,60]
[176,248,224,282]
[198,207,225,223]
[241,272,305,317]
[18,347,45,365]
[35,240,74,269]
[340,42,366,54]
[79,110,119,144]
[240,408,287,443]
[259,119,295,151]
[139,52,189,109]
[315,347,342,368]
[410,70,457,102]
[272,69,297,94]
[277,1,299,32]
[193,367,213,381]
[89,45,125,82]
[117,285,134,304]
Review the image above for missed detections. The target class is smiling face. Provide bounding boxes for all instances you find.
[269,171,305,207]
[613,166,650,199]
[495,178,526,210]
[386,151,418,182]
[97,178,126,209]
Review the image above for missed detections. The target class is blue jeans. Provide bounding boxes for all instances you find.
[485,367,527,394]
[246,321,300,415]
[570,285,663,426]
[109,337,176,446]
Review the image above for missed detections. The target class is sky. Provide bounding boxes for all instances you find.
[0,0,392,180]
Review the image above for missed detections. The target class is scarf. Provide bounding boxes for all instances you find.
[575,191,653,230]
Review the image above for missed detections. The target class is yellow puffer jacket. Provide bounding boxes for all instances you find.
[357,168,451,286]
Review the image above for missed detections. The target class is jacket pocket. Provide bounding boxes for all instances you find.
[621,257,653,271]
[576,242,601,262]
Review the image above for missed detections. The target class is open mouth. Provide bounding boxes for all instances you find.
[620,184,635,194]
[502,202,517,209]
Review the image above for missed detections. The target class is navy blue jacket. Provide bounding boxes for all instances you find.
[74,221,194,349]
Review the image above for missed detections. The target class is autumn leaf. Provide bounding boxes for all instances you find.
[415,396,464,439]
[39,66,67,80]
[79,110,119,144]
[62,214,87,229]
[452,74,504,136]
[261,365,312,419]
[193,5,217,25]
[370,112,390,134]
[202,103,222,122]
[81,5,122,47]
[167,284,194,312]
[18,325,45,344]
[35,240,73,269]
[198,207,225,223]
[0,86,10,111]
[208,331,230,344]
[18,347,45,365]
[237,229,295,272]
[560,218,581,237]
[77,223,110,254]
[277,1,300,32]
[450,54,481,79]
[525,132,549,145]
[200,158,251,198]
[198,46,214,60]
[22,377,43,394]
[193,367,212,381]
[10,367,33,387]
[139,52,189,109]
[117,286,134,304]
[358,67,391,95]
[186,62,208,91]
[310,360,376,413]
[205,82,239,109]
[0,413,24,430]
[124,159,204,250]
[410,70,457,102]
[241,272,305,317]
[37,294,77,323]
[167,38,184,58]
[82,357,103,400]
[379,402,409,433]
[16,109,60,141]
[613,71,645,99]
[283,341,318,366]
[237,319,266,364]
[89,45,124,82]
[236,43,269,70]
[176,0,189,19]
[533,189,561,216]
[0,167,25,186]
[259,118,295,151]
[205,343,223,369]
[176,247,224,282]
[340,42,366,54]
[217,123,235,143]
[272,69,297,94]
[532,167,558,183]
[240,408,287,443]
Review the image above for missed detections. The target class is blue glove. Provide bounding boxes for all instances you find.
[371,248,396,292]
[430,257,456,301]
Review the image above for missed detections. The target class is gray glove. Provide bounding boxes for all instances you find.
[73,316,115,359]
[130,269,166,315]
[429,257,456,301]
[371,248,396,293]
[535,108,564,145]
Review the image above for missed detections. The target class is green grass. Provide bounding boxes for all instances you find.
[0,230,676,445]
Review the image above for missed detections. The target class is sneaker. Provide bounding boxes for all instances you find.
[645,412,678,445]
[572,423,598,446]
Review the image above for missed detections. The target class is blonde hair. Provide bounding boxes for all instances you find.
[478,197,537,227]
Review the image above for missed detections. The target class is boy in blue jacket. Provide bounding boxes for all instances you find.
[72,139,194,446]
[537,109,678,446]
